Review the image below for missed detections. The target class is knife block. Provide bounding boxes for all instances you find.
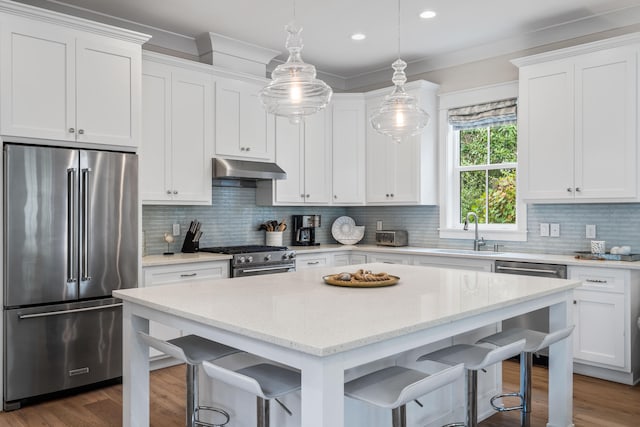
[181,231,199,253]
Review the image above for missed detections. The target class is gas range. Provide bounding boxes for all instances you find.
[199,245,296,277]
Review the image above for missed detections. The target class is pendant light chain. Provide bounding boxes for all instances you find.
[369,0,430,142]
[397,0,400,60]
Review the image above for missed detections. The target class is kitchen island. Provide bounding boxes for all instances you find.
[114,263,580,427]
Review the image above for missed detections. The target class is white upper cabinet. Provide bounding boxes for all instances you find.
[331,94,366,205]
[0,4,148,148]
[365,81,439,205]
[258,110,331,205]
[140,54,213,205]
[515,36,639,203]
[214,77,275,161]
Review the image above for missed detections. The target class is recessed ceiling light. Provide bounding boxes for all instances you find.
[419,10,437,19]
[351,33,366,41]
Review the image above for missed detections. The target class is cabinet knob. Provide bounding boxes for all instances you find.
[300,194,305,198]
[334,195,337,199]
[566,188,573,193]
[573,300,577,304]
[173,190,178,195]
[390,193,394,197]
[575,187,581,192]
[68,128,75,133]
[386,194,390,197]
[246,147,251,152]
[240,147,246,151]
[78,129,85,135]
[166,190,172,195]
[306,194,310,198]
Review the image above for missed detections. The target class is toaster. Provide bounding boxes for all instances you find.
[375,230,408,247]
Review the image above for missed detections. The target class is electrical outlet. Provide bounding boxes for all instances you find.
[376,220,383,231]
[172,223,180,236]
[540,223,550,237]
[550,223,560,237]
[586,224,596,239]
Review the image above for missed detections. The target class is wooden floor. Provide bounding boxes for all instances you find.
[0,360,637,426]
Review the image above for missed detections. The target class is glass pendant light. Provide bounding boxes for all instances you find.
[370,0,429,142]
[260,1,332,124]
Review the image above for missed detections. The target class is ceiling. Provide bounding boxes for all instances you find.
[15,0,640,88]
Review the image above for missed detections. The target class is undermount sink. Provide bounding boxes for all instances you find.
[431,248,503,256]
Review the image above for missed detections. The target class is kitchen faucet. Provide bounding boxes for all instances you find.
[464,212,486,251]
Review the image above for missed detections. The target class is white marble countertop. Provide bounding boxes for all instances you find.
[142,252,231,267]
[115,262,580,356]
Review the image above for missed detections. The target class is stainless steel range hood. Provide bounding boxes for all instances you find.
[213,158,286,181]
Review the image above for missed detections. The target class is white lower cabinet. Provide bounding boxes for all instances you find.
[295,252,333,269]
[367,253,411,265]
[569,266,640,384]
[142,261,229,361]
[412,255,493,272]
[334,252,368,267]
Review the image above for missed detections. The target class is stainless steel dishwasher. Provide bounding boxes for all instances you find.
[494,260,567,358]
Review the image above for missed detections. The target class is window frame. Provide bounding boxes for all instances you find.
[438,81,527,242]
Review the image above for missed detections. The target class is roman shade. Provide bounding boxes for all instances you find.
[448,98,517,130]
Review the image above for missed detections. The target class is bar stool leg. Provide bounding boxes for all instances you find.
[257,397,270,427]
[467,370,478,427]
[391,404,406,427]
[186,364,197,427]
[521,352,533,427]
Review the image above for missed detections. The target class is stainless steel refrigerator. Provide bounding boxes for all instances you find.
[3,144,138,410]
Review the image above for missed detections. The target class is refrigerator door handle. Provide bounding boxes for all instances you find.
[67,168,77,284]
[81,168,92,281]
[18,303,123,319]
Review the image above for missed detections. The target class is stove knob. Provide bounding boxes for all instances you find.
[288,253,296,260]
[282,253,289,260]
[238,256,246,264]
[247,256,253,263]
[264,254,271,261]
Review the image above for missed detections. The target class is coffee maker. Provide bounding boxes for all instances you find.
[292,215,321,246]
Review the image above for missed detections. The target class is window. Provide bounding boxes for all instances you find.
[439,82,526,242]
[457,124,517,224]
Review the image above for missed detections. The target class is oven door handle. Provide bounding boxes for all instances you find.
[237,265,294,274]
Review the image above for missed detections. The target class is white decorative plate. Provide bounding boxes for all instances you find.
[332,216,365,245]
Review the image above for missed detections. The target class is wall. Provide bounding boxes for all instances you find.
[143,186,640,256]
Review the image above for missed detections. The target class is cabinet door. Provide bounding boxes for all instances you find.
[413,255,493,272]
[0,17,76,141]
[274,117,305,204]
[140,64,172,202]
[215,78,274,160]
[303,109,332,204]
[367,253,411,264]
[518,60,575,201]
[76,38,141,147]
[170,68,214,203]
[573,290,625,368]
[332,99,366,204]
[241,82,275,160]
[574,46,637,200]
[365,109,392,203]
[391,138,420,203]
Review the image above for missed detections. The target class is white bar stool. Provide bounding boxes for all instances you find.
[201,359,301,427]
[139,332,241,427]
[417,339,526,427]
[476,326,574,427]
[344,363,465,427]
